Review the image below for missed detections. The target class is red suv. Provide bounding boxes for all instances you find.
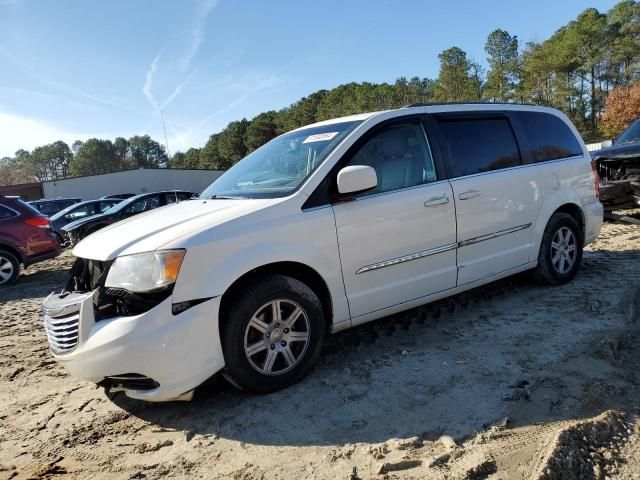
[0,196,61,285]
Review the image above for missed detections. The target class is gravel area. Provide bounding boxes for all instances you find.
[1,220,639,479]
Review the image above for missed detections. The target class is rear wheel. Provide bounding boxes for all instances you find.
[532,213,583,286]
[0,251,20,286]
[221,274,326,393]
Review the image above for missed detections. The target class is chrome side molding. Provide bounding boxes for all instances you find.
[458,223,532,247]
[356,243,457,274]
[356,223,532,274]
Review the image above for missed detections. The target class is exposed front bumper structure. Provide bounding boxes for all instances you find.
[43,290,225,401]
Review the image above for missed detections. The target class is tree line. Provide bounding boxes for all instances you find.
[0,135,169,185]
[2,1,639,185]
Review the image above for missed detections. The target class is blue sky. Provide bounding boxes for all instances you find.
[0,0,620,157]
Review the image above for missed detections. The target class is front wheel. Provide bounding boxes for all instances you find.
[532,213,583,286]
[221,274,326,393]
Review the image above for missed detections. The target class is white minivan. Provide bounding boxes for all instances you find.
[43,104,603,401]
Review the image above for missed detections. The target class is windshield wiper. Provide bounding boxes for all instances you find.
[204,195,246,199]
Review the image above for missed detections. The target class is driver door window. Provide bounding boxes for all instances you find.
[344,122,437,196]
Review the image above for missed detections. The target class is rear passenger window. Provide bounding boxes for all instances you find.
[519,112,582,162]
[0,206,17,220]
[344,122,438,196]
[437,117,521,177]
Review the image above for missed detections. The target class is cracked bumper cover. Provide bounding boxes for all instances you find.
[43,292,224,401]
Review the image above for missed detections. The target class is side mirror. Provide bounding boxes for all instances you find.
[337,165,378,195]
[601,139,613,149]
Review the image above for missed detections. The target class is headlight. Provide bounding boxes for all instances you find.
[105,250,185,293]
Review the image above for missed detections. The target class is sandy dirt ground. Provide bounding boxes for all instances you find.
[1,218,639,479]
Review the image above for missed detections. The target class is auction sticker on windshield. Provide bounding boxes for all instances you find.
[302,132,339,143]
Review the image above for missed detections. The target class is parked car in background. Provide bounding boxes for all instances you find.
[591,118,640,210]
[43,104,602,401]
[101,193,136,199]
[0,196,60,285]
[60,190,193,246]
[50,198,124,244]
[29,198,81,217]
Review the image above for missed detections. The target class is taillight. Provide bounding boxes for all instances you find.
[24,216,51,229]
[591,160,600,199]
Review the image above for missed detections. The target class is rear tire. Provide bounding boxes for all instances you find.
[220,274,326,393]
[0,250,20,286]
[532,213,583,286]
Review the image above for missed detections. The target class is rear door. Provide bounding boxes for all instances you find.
[433,112,542,285]
[332,118,457,319]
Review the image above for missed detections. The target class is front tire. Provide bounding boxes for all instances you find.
[221,274,326,393]
[532,213,583,286]
[0,250,20,286]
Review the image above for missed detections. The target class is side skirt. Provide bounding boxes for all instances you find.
[331,260,537,332]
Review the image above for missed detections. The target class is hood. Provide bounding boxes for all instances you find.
[591,142,640,160]
[61,212,109,232]
[72,198,274,261]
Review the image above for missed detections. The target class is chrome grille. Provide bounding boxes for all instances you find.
[44,309,80,354]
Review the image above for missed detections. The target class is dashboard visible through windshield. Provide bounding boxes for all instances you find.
[200,120,362,199]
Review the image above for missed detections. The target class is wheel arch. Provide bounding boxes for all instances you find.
[0,243,23,264]
[551,202,585,233]
[529,199,587,262]
[218,261,334,336]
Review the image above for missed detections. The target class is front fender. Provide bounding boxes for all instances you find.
[170,206,350,327]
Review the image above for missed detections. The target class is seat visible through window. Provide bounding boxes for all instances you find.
[345,122,436,196]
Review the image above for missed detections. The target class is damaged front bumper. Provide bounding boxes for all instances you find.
[42,290,225,402]
[593,155,640,210]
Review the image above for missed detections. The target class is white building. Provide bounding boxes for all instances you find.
[43,168,224,200]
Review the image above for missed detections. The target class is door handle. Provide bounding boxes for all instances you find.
[424,195,449,207]
[458,190,481,200]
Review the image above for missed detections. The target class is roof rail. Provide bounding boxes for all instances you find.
[403,101,536,108]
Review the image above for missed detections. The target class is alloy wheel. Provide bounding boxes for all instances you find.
[550,226,577,274]
[243,299,311,376]
[0,255,15,285]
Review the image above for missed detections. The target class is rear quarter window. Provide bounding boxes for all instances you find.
[437,116,522,178]
[0,205,18,220]
[518,112,582,162]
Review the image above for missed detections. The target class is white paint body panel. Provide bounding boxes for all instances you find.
[451,166,542,284]
[45,104,603,401]
[333,181,457,318]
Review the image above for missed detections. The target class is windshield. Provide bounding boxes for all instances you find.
[50,203,81,221]
[200,120,362,199]
[102,197,136,215]
[615,119,640,145]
